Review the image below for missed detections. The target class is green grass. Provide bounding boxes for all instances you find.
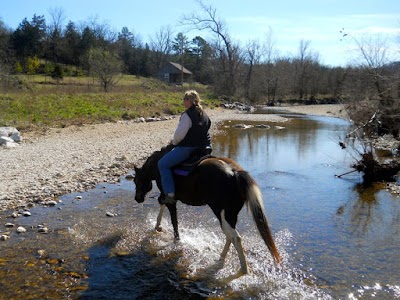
[0,75,220,130]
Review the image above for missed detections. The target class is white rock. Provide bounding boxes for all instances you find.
[16,226,26,233]
[0,136,15,145]
[0,234,10,241]
[38,227,49,234]
[10,131,21,143]
[233,124,252,129]
[0,127,21,144]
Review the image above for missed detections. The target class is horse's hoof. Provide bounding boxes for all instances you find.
[155,226,163,232]
[240,268,249,275]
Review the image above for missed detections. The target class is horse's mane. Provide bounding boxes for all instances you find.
[142,144,174,171]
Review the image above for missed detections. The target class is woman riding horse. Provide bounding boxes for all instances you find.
[158,90,211,204]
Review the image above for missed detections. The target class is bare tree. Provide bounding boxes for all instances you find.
[149,25,173,75]
[243,39,262,101]
[44,7,66,63]
[342,31,400,137]
[354,35,393,98]
[182,0,242,97]
[48,7,65,33]
[260,27,279,104]
[293,40,320,99]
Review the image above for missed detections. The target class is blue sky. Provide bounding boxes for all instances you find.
[1,0,399,66]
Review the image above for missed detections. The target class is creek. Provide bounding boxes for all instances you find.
[0,109,399,299]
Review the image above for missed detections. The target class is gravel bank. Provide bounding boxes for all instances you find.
[0,104,347,211]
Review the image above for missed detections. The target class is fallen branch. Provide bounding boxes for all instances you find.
[335,169,358,178]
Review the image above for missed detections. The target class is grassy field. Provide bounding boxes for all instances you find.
[0,75,219,130]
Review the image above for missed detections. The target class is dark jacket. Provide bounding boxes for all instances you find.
[177,106,211,147]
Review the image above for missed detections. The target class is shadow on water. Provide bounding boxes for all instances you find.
[1,109,399,299]
[79,233,199,300]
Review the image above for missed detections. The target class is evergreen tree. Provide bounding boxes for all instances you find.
[12,14,46,59]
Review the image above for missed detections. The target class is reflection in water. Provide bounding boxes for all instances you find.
[213,114,400,299]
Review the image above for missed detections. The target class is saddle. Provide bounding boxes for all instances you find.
[173,146,213,176]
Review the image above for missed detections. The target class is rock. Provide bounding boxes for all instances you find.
[0,127,21,141]
[16,226,26,233]
[22,211,31,217]
[0,234,10,241]
[46,200,57,206]
[0,136,19,148]
[145,117,157,122]
[255,124,270,129]
[38,227,49,234]
[106,211,116,217]
[0,127,21,148]
[233,124,252,129]
[4,223,14,227]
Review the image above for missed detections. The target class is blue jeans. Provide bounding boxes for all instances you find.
[158,146,197,195]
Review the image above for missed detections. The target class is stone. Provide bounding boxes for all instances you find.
[0,136,18,148]
[22,211,31,217]
[46,200,58,206]
[0,235,10,241]
[38,227,49,234]
[16,226,26,233]
[0,127,21,147]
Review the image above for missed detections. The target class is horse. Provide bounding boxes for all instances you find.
[133,144,281,274]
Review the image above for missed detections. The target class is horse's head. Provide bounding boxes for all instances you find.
[133,166,152,203]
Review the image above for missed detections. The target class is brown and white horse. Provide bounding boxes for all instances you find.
[133,145,281,274]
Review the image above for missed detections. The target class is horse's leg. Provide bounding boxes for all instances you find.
[155,204,166,232]
[167,203,180,240]
[221,210,248,274]
[220,238,232,260]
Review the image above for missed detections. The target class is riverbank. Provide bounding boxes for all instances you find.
[0,104,352,211]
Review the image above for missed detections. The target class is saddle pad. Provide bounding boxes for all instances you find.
[173,169,190,176]
[173,154,213,176]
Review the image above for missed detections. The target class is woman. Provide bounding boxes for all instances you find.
[158,90,211,204]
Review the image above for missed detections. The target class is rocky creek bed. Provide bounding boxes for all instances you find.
[1,104,398,216]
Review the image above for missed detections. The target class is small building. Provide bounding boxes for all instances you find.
[157,62,192,84]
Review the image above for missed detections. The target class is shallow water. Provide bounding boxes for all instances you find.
[0,109,399,299]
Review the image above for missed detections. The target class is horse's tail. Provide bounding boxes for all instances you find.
[237,170,282,264]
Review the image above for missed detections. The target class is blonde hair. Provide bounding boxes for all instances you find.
[183,90,202,109]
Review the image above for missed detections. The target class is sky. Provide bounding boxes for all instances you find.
[1,0,399,67]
